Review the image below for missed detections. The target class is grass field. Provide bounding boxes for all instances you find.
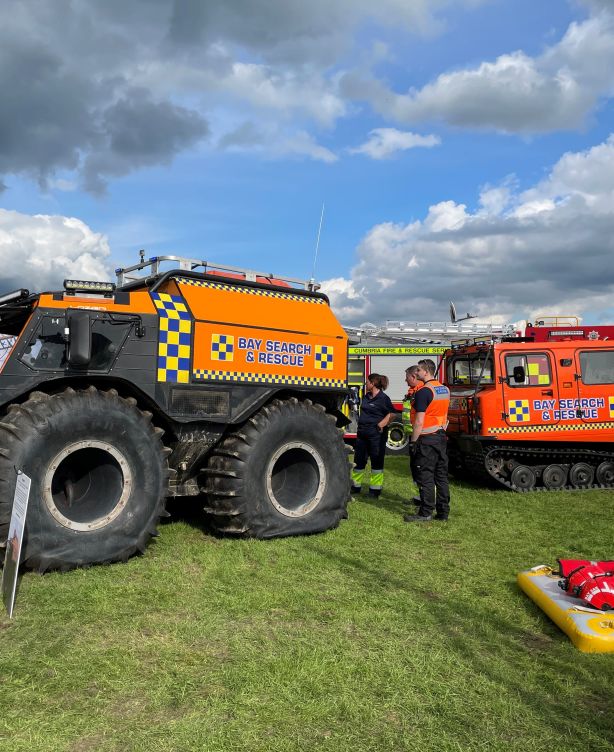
[1,456,613,752]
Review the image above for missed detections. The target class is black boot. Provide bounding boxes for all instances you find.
[403,513,432,523]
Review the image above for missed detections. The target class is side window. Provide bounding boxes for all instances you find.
[505,352,551,387]
[21,315,131,372]
[579,350,614,384]
[21,316,67,370]
[89,319,131,370]
[347,357,365,386]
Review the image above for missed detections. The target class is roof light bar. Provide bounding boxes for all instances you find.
[0,289,30,306]
[64,279,116,294]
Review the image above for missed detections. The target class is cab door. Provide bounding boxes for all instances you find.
[575,347,614,426]
[344,355,366,435]
[499,350,559,428]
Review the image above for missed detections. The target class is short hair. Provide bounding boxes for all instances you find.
[417,359,436,376]
[368,373,389,390]
[405,365,420,376]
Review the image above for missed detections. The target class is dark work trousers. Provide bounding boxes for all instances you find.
[414,431,450,518]
[352,427,388,495]
[409,451,421,492]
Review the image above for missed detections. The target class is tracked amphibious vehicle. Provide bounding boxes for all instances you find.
[444,339,614,491]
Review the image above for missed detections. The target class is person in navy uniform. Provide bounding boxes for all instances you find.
[404,358,451,522]
[351,373,396,498]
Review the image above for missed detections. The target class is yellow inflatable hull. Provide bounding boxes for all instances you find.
[517,566,614,654]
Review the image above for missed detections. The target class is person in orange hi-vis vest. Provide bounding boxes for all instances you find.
[404,359,451,522]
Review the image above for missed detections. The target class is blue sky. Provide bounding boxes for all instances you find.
[1,0,613,325]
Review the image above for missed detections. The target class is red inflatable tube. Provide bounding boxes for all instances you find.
[566,565,608,596]
[558,559,614,577]
[579,575,614,611]
[558,559,593,577]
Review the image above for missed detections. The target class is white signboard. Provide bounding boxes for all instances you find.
[2,471,31,618]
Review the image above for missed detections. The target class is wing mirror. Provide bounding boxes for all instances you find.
[512,365,526,384]
[67,310,91,367]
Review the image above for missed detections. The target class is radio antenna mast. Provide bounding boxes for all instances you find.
[310,202,325,288]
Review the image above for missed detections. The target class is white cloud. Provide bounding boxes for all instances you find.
[218,122,337,162]
[320,276,364,321]
[222,63,347,127]
[323,133,614,325]
[349,128,440,159]
[0,209,111,292]
[343,5,614,132]
[478,179,515,216]
[521,134,614,210]
[423,201,468,231]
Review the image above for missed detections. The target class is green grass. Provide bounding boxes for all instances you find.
[1,456,613,752]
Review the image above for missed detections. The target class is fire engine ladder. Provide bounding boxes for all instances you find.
[115,253,320,291]
[346,320,515,344]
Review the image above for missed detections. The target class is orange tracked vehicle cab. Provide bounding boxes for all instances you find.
[443,339,614,491]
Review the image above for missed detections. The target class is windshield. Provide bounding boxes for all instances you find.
[448,352,494,386]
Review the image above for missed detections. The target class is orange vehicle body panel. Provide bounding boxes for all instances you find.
[38,291,157,315]
[445,340,614,443]
[168,277,347,388]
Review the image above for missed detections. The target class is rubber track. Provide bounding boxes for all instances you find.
[481,444,614,493]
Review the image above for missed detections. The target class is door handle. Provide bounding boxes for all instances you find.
[541,389,553,396]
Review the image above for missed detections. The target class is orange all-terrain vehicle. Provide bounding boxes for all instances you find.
[0,255,350,571]
[443,338,614,491]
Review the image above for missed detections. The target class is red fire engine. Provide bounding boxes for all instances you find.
[345,344,446,453]
[525,316,614,342]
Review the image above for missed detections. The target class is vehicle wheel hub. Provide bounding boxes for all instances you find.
[266,441,326,518]
[43,441,132,531]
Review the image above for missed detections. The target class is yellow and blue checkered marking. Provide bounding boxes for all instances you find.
[152,292,192,383]
[177,277,325,304]
[508,399,530,424]
[211,333,234,362]
[315,345,334,370]
[194,369,345,389]
[609,396,614,418]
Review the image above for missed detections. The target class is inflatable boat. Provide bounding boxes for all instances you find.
[517,565,614,653]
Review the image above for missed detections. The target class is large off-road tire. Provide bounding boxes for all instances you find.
[203,398,351,538]
[0,388,169,572]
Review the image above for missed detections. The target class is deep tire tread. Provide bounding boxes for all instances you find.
[0,388,170,572]
[203,398,351,539]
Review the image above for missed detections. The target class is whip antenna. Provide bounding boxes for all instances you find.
[310,202,325,288]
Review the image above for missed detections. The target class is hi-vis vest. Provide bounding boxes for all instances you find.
[409,382,424,427]
[420,379,450,434]
[402,397,412,427]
